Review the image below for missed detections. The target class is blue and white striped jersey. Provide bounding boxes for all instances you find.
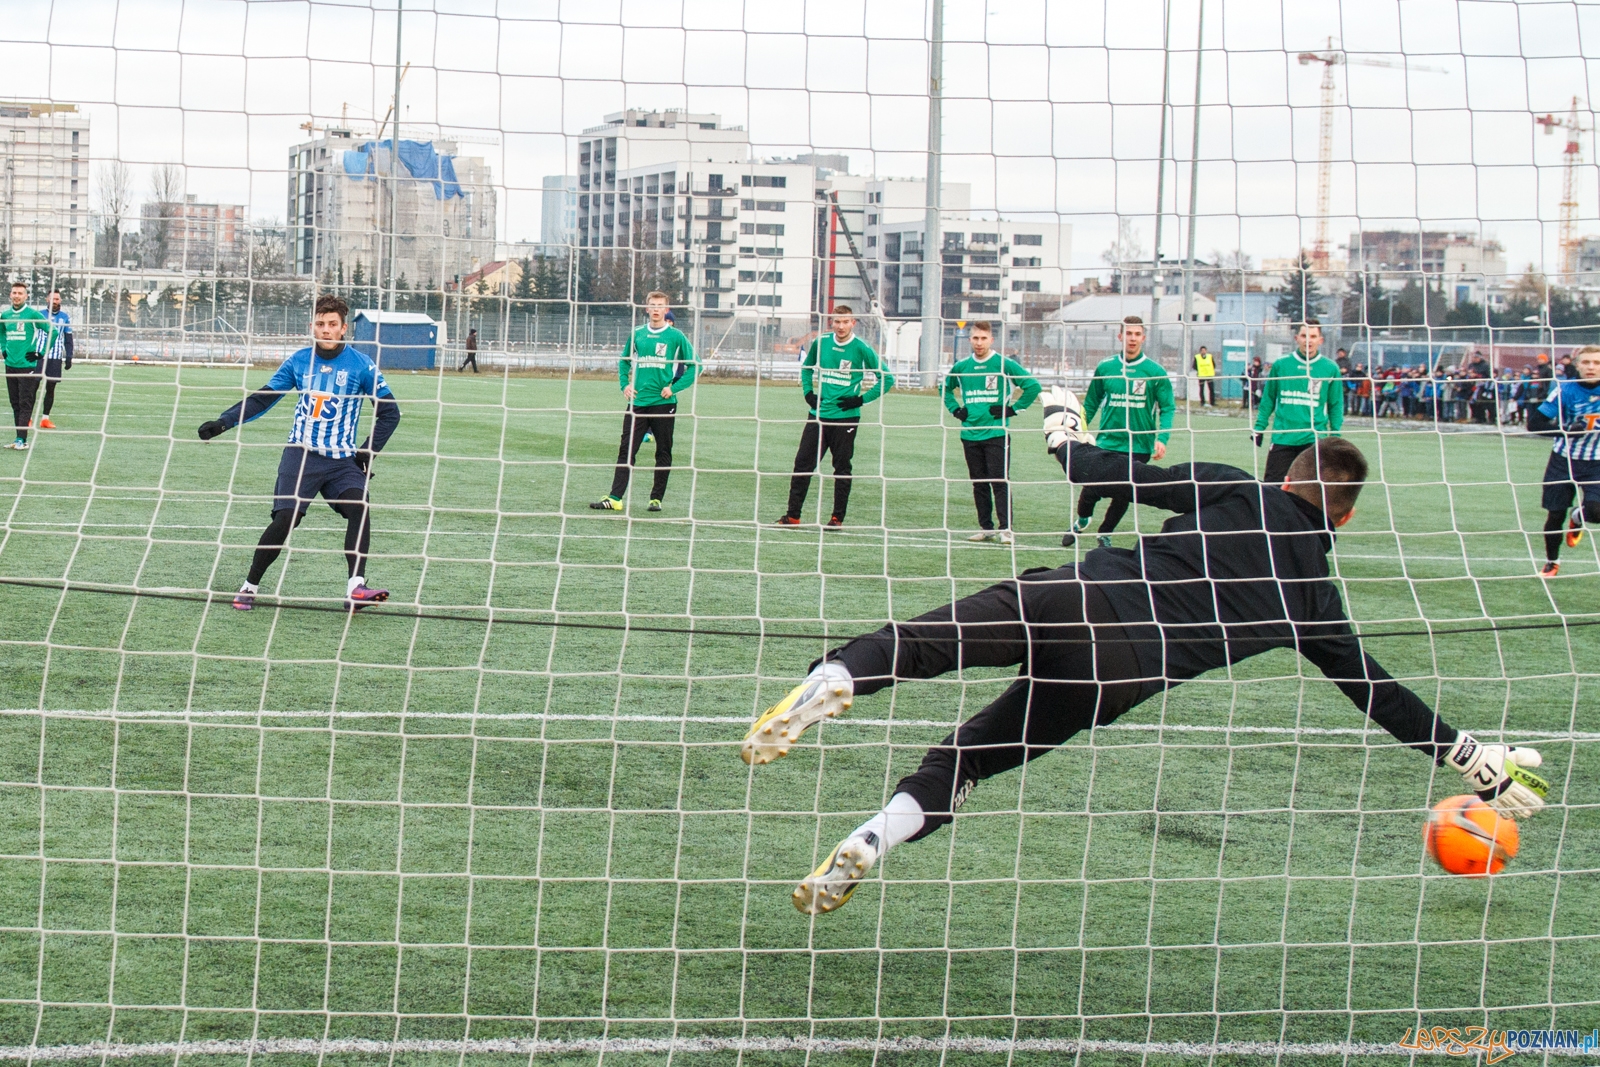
[45,309,69,361]
[1538,379,1600,461]
[244,346,393,459]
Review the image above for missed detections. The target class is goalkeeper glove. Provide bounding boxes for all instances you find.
[197,420,227,441]
[1442,734,1549,818]
[951,406,969,423]
[803,391,817,410]
[1563,416,1594,434]
[352,437,376,475]
[1040,386,1093,454]
[990,404,1018,419]
[836,395,864,410]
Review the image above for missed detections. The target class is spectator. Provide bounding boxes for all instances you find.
[1246,355,1265,412]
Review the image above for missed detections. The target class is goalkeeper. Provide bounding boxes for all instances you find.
[197,295,401,611]
[744,387,1550,915]
[1529,344,1600,577]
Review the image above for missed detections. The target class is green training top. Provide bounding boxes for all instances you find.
[1252,350,1344,446]
[1081,352,1175,454]
[942,352,1042,441]
[618,323,696,408]
[0,304,54,370]
[801,333,894,419]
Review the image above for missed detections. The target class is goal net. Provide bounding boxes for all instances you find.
[0,1,1595,1061]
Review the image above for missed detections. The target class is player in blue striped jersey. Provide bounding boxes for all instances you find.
[197,295,402,610]
[1531,346,1600,577]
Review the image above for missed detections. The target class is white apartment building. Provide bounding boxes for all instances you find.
[576,110,817,327]
[1,102,90,271]
[288,127,496,289]
[540,175,577,250]
[870,214,1071,325]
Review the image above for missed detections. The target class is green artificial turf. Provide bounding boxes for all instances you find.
[0,363,1595,1062]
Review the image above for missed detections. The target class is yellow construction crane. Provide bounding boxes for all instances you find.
[1536,97,1591,277]
[1297,42,1447,270]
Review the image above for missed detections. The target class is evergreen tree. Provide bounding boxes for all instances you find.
[1275,253,1324,323]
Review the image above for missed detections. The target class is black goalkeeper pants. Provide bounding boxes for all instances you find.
[962,436,1011,530]
[6,371,40,439]
[1262,442,1310,485]
[607,403,676,501]
[825,565,1143,841]
[786,416,859,520]
[1076,450,1150,534]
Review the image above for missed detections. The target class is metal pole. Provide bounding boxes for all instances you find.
[1180,0,1205,390]
[388,0,403,311]
[918,0,944,387]
[1149,0,1174,344]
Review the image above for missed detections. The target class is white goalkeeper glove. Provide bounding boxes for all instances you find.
[1041,385,1094,454]
[1442,734,1550,818]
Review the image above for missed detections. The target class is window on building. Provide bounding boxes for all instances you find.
[969,254,997,265]
[867,214,877,226]
[759,294,781,306]
[1011,280,1041,292]
[867,236,876,248]
[757,201,784,212]
[755,223,784,236]
[704,293,720,309]
[969,277,1000,291]
[738,270,782,283]
[1012,256,1041,268]
[742,175,787,188]
[740,223,755,235]
[972,232,999,244]
[741,199,755,210]
[755,247,784,256]
[1013,233,1043,245]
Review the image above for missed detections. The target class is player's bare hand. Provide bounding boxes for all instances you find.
[622,385,637,401]
[1153,442,1167,461]
[661,386,673,400]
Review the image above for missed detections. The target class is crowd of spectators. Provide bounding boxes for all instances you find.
[1241,346,1579,427]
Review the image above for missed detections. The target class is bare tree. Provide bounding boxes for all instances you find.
[1100,218,1144,268]
[144,163,186,269]
[95,161,134,268]
[1202,248,1256,297]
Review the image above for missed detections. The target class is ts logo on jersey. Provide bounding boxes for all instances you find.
[308,393,340,420]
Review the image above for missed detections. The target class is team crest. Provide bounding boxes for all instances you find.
[839,359,852,370]
[1131,379,1147,396]
[336,371,348,386]
[655,342,667,356]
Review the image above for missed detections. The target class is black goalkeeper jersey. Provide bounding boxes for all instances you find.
[1062,444,1455,755]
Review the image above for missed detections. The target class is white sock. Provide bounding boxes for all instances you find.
[348,575,365,595]
[849,792,926,857]
[806,659,853,687]
[239,581,258,595]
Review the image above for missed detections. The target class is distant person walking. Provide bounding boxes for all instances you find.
[459,328,480,373]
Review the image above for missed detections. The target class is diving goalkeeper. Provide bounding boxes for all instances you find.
[743,387,1551,916]
[197,295,401,611]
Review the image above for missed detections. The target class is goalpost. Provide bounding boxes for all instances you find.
[0,1,1596,1060]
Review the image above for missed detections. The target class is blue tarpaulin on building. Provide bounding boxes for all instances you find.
[340,140,462,200]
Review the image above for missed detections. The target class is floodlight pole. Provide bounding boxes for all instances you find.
[1150,0,1174,344]
[918,0,944,386]
[388,0,403,311]
[1180,0,1205,376]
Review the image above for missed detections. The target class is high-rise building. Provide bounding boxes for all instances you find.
[1348,229,1506,306]
[540,175,577,250]
[139,195,247,272]
[0,101,90,271]
[288,127,497,289]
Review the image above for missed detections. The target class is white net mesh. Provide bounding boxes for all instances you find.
[0,2,1597,1062]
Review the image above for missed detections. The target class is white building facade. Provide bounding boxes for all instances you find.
[1,102,90,271]
[540,175,577,250]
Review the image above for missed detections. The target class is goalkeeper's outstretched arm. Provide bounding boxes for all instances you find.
[197,386,288,440]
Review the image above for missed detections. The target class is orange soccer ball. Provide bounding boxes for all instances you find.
[1425,795,1520,876]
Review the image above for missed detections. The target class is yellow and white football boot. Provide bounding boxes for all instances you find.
[741,663,853,765]
[793,832,880,915]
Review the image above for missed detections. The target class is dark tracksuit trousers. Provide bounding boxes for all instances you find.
[1076,450,1151,534]
[6,369,40,440]
[826,567,1142,841]
[961,437,1012,530]
[786,415,859,520]
[608,403,677,501]
[1262,442,1311,485]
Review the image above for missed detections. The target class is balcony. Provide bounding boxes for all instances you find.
[691,185,737,197]
[693,209,737,221]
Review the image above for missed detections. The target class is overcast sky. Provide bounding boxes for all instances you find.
[4,0,1598,279]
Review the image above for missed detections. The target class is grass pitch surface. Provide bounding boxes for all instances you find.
[0,363,1596,1061]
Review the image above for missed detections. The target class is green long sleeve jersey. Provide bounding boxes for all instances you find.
[801,333,894,419]
[1081,352,1175,454]
[943,353,1042,441]
[618,324,696,408]
[0,305,54,370]
[1252,350,1344,446]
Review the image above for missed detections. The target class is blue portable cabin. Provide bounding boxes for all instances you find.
[350,310,440,370]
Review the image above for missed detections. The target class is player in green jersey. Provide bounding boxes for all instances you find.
[776,306,895,528]
[1252,318,1343,484]
[2,282,56,450]
[943,320,1041,543]
[1064,315,1173,547]
[591,291,697,513]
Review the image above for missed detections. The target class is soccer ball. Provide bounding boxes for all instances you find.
[1424,795,1519,876]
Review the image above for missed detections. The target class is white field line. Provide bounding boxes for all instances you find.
[0,1034,1588,1061]
[2,708,1595,741]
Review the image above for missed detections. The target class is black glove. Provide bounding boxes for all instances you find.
[197,420,227,441]
[353,441,376,475]
[1564,417,1593,434]
[836,395,864,411]
[62,355,72,370]
[951,406,970,422]
[990,404,1018,419]
[1252,432,1264,448]
[804,391,818,409]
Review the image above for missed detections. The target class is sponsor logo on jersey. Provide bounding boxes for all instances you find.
[1131,379,1146,397]
[655,342,667,356]
[985,374,998,390]
[838,359,852,371]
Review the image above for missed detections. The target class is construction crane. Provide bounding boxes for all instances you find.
[1297,42,1447,270]
[1536,97,1592,277]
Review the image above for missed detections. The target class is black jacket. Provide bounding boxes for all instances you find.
[1061,443,1456,757]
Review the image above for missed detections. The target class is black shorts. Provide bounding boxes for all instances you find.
[43,359,63,381]
[1541,451,1600,512]
[273,447,369,515]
